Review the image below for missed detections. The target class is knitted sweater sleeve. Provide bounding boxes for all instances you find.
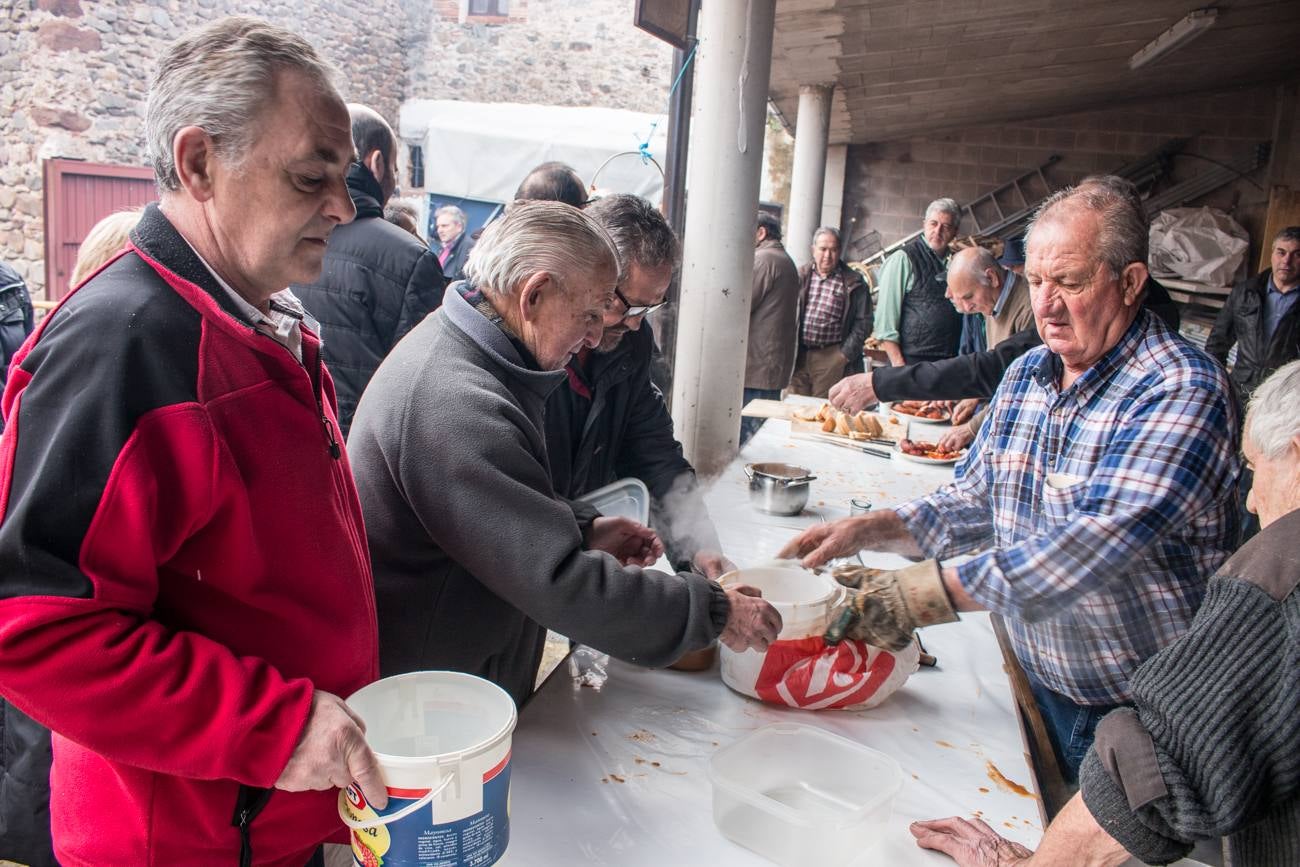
[1079,575,1300,864]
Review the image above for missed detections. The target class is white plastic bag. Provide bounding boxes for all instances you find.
[1149,206,1248,286]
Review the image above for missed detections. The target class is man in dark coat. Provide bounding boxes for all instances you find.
[434,203,473,282]
[0,263,35,413]
[1206,225,1300,400]
[292,104,445,436]
[545,194,734,580]
[741,211,800,444]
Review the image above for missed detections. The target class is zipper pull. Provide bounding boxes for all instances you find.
[323,415,341,459]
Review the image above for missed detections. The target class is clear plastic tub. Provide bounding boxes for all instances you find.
[708,723,903,866]
[577,477,650,525]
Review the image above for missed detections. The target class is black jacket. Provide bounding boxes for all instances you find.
[292,164,446,436]
[0,263,34,388]
[1205,270,1300,399]
[875,277,1182,401]
[545,323,721,569]
[439,230,473,283]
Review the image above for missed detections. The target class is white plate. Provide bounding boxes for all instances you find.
[895,447,964,466]
[881,402,952,426]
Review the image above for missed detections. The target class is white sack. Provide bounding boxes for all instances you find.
[1149,206,1248,286]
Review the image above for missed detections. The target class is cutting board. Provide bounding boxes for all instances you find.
[739,399,798,419]
[790,415,908,444]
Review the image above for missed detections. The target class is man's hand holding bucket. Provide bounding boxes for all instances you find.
[276,690,389,809]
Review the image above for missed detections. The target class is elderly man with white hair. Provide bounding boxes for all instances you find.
[871,197,965,365]
[0,18,388,866]
[783,176,1240,781]
[911,359,1300,867]
[348,201,781,706]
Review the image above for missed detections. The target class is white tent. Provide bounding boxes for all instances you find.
[399,99,671,204]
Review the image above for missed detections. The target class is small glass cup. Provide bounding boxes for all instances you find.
[849,497,872,516]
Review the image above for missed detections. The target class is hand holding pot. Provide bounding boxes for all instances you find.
[719,585,783,652]
[824,561,957,652]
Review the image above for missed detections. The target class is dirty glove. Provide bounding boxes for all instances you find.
[824,560,957,651]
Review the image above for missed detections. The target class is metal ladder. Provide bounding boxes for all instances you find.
[852,154,1062,270]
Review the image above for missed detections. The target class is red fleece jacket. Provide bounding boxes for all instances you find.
[0,204,378,866]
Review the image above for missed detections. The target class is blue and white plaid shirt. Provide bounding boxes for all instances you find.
[896,311,1240,705]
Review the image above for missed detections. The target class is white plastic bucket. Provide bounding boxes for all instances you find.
[719,566,918,710]
[339,671,517,867]
[719,566,844,696]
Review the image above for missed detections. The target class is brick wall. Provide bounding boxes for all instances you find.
[842,83,1279,262]
[408,0,673,114]
[0,0,412,298]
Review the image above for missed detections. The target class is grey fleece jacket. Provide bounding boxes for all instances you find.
[347,286,730,705]
[1079,508,1300,866]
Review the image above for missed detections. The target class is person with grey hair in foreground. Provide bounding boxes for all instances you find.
[871,196,965,365]
[348,200,781,706]
[0,17,387,866]
[911,358,1300,867]
[783,176,1240,781]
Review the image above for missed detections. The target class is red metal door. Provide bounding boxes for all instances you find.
[43,159,156,299]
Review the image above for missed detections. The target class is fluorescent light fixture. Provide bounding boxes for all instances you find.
[1129,8,1218,70]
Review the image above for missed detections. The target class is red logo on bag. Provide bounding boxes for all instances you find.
[753,637,896,709]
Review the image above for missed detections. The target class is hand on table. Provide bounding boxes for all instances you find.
[950,398,981,426]
[828,371,877,413]
[718,585,782,652]
[938,424,977,454]
[276,690,388,809]
[824,560,957,651]
[692,549,736,580]
[585,516,664,567]
[910,817,1034,866]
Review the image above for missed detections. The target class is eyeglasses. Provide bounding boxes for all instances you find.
[612,286,669,320]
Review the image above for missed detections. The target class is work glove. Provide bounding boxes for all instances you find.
[824,560,958,651]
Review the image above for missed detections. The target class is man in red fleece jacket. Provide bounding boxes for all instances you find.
[0,18,386,866]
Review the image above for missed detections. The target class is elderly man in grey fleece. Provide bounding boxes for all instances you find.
[910,358,1300,866]
[347,200,781,705]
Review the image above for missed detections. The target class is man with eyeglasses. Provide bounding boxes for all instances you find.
[545,194,737,581]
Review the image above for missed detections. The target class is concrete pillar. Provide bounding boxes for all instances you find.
[671,0,777,475]
[821,143,848,232]
[784,84,833,269]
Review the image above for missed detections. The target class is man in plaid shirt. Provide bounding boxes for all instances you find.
[788,227,872,398]
[783,176,1240,781]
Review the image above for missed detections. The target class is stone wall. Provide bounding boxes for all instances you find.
[0,0,412,298]
[842,83,1280,263]
[409,0,673,114]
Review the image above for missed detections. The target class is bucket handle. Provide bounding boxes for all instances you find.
[340,772,456,831]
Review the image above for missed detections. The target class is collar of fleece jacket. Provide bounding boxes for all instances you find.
[129,203,263,330]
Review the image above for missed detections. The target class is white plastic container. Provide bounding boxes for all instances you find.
[718,565,919,710]
[708,723,903,866]
[339,671,517,867]
[577,477,650,524]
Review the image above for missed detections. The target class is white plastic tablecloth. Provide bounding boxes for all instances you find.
[500,401,1048,865]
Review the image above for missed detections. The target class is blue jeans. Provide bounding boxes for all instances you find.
[1027,675,1122,784]
[739,387,781,447]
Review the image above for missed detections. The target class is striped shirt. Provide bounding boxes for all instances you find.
[896,311,1240,705]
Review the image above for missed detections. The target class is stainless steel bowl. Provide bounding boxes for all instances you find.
[745,462,816,516]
